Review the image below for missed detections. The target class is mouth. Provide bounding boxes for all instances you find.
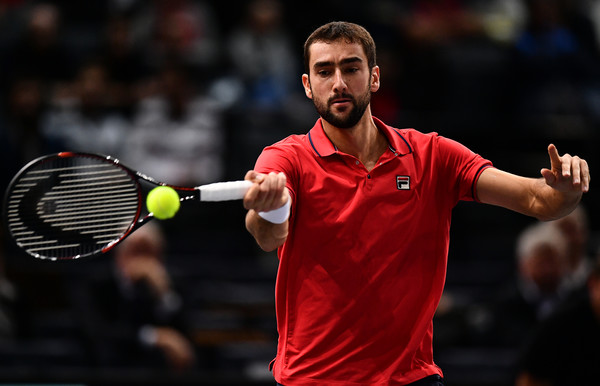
[330,97,353,107]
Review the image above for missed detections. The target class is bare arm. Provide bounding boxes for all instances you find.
[477,144,590,221]
[243,171,290,252]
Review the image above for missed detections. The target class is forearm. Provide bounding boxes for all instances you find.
[245,210,289,251]
[478,144,589,221]
[477,169,582,221]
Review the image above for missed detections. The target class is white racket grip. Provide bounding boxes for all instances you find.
[197,180,253,201]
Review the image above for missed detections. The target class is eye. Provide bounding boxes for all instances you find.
[317,70,331,77]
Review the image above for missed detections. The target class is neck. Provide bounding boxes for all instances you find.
[321,110,388,171]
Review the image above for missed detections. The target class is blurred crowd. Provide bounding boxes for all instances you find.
[0,0,599,385]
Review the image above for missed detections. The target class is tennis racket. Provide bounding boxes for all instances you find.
[3,152,252,261]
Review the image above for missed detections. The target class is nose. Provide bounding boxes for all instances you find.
[332,69,347,94]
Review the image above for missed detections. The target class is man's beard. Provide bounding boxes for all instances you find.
[312,87,371,129]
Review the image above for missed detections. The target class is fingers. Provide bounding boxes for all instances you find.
[243,171,288,212]
[582,159,591,192]
[571,155,581,183]
[543,145,590,193]
[575,157,591,192]
[547,144,562,169]
[548,143,572,178]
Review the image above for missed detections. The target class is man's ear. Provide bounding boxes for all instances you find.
[370,66,380,93]
[302,74,312,99]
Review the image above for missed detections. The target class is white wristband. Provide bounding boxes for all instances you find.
[258,197,291,224]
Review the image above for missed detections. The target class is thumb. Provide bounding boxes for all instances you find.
[244,170,265,183]
[540,168,556,185]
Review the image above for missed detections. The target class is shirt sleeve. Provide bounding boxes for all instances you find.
[254,141,298,204]
[435,135,494,202]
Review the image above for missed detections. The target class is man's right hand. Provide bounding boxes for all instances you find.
[243,170,290,251]
[243,170,289,213]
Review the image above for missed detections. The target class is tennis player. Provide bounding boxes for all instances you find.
[242,21,591,386]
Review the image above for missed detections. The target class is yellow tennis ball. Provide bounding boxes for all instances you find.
[146,186,180,220]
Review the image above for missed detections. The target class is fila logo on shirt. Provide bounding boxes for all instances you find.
[396,176,410,190]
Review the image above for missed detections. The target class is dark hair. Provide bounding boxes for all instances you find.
[303,21,376,74]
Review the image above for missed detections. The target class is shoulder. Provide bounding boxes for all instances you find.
[397,128,460,147]
[255,134,309,173]
[268,133,308,147]
[391,127,465,156]
[260,134,309,157]
[399,128,436,143]
[394,127,438,139]
[374,118,436,156]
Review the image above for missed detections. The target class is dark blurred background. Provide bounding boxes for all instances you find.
[0,0,598,385]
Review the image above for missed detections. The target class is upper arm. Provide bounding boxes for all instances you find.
[255,143,298,205]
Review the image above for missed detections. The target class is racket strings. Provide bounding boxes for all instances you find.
[6,157,140,259]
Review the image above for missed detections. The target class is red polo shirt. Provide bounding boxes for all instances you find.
[254,117,493,385]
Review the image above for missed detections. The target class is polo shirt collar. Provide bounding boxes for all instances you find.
[307,116,412,158]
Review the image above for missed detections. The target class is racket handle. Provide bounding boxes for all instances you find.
[197,180,253,201]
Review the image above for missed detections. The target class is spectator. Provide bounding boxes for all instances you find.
[69,222,197,373]
[510,0,599,129]
[0,76,49,187]
[515,255,600,386]
[40,60,130,156]
[96,14,149,117]
[1,3,76,96]
[225,0,298,109]
[399,0,483,47]
[476,222,569,348]
[130,0,221,78]
[223,0,308,179]
[122,63,225,186]
[394,0,486,120]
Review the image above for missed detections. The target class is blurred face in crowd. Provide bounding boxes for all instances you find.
[78,64,109,110]
[521,244,565,294]
[302,40,379,129]
[28,4,59,49]
[115,226,165,278]
[10,78,43,119]
[248,0,282,33]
